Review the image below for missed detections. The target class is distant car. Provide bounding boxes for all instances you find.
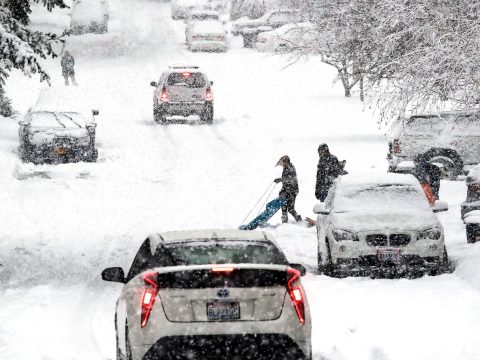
[206,0,227,12]
[313,174,449,277]
[171,0,209,19]
[461,164,480,243]
[187,20,228,52]
[102,229,312,360]
[70,0,109,35]
[18,88,98,164]
[184,9,221,44]
[255,22,317,52]
[387,111,480,179]
[231,9,301,47]
[150,66,214,124]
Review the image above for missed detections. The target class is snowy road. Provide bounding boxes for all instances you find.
[1,1,480,359]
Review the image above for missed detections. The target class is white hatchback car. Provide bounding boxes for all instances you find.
[102,230,312,360]
[187,20,228,52]
[314,174,449,276]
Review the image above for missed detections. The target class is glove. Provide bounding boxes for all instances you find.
[274,178,282,183]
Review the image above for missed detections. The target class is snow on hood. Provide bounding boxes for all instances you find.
[464,210,480,224]
[191,20,226,35]
[329,173,439,232]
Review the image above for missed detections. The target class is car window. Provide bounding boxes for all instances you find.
[404,116,446,134]
[150,240,288,266]
[167,72,206,88]
[467,184,480,202]
[451,114,480,135]
[333,184,431,212]
[192,14,218,21]
[127,239,153,280]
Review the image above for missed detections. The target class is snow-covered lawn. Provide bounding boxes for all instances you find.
[1,1,479,359]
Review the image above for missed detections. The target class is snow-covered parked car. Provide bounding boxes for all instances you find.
[171,0,209,19]
[231,9,301,47]
[314,173,449,277]
[150,66,214,124]
[184,9,221,44]
[70,0,109,35]
[255,22,317,52]
[461,164,480,243]
[18,88,99,164]
[102,230,312,360]
[187,20,228,52]
[387,111,480,178]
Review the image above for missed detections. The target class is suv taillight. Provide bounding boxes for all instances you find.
[205,88,213,102]
[286,268,305,324]
[141,272,158,328]
[160,88,169,102]
[393,139,401,154]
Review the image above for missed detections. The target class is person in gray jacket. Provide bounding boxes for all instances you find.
[274,155,302,223]
[61,51,78,86]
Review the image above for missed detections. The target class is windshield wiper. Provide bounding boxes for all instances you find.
[60,113,82,128]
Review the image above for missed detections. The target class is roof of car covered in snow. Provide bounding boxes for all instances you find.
[31,88,97,117]
[337,173,421,188]
[148,229,275,250]
[191,20,226,34]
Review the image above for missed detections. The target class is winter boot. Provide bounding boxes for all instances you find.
[281,215,288,223]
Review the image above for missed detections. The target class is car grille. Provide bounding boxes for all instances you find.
[366,234,388,246]
[365,234,410,246]
[389,234,410,246]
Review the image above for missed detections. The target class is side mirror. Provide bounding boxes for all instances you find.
[18,120,27,126]
[101,267,126,283]
[150,81,157,87]
[92,110,99,116]
[289,263,307,276]
[433,200,448,213]
[313,202,330,215]
[210,81,214,86]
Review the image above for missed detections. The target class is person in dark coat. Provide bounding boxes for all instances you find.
[315,143,342,202]
[414,155,441,199]
[61,51,77,86]
[274,155,302,223]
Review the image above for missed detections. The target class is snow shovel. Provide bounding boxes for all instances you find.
[239,197,287,230]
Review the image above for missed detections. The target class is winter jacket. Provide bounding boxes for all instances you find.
[415,161,441,199]
[279,163,299,199]
[61,55,75,76]
[315,153,341,199]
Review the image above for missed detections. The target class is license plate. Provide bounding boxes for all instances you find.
[206,302,240,321]
[377,248,401,262]
[54,147,66,155]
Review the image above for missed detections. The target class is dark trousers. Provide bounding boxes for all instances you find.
[281,194,301,222]
[316,184,330,202]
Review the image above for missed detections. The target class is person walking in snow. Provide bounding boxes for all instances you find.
[315,143,342,202]
[274,155,302,223]
[414,155,441,200]
[61,51,77,86]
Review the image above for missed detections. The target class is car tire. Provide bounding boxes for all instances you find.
[125,323,133,360]
[243,33,255,48]
[19,145,30,163]
[466,224,478,244]
[153,106,167,125]
[323,237,335,277]
[422,149,463,179]
[85,148,98,163]
[200,104,214,124]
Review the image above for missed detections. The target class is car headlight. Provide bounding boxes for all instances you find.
[418,228,442,240]
[332,229,359,241]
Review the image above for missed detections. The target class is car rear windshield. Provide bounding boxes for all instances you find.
[334,184,430,212]
[405,116,446,134]
[167,72,206,88]
[153,240,288,266]
[191,14,218,21]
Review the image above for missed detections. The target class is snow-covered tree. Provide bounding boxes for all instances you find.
[0,0,67,115]
[230,0,266,20]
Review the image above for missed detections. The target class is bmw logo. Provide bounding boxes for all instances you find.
[217,288,230,298]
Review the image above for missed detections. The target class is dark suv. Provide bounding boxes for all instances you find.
[150,66,214,124]
[461,165,480,243]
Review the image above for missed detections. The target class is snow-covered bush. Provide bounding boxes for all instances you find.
[0,88,14,117]
[230,0,266,21]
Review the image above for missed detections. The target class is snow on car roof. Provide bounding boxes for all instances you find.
[338,173,421,188]
[265,22,314,35]
[71,0,107,25]
[149,230,274,252]
[188,9,220,17]
[32,88,96,117]
[191,20,225,34]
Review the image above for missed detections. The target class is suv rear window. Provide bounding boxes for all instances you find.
[167,72,206,88]
[405,116,446,134]
[154,240,288,266]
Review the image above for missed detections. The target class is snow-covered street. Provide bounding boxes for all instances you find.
[1,1,480,359]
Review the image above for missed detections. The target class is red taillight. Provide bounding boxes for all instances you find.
[211,267,234,273]
[393,139,401,154]
[287,268,305,324]
[141,272,158,328]
[470,184,480,193]
[205,88,213,102]
[160,88,169,103]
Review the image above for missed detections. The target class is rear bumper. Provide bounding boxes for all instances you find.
[141,334,309,360]
[158,102,208,117]
[190,40,228,52]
